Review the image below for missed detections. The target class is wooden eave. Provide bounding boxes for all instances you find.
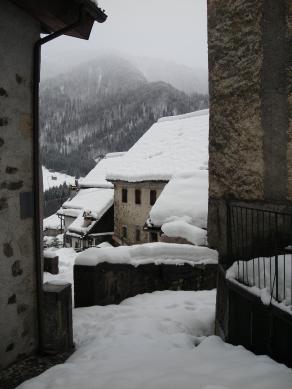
[11,0,107,40]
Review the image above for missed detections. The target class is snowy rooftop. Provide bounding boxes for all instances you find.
[106,109,209,182]
[75,242,218,267]
[79,152,126,189]
[147,170,208,245]
[59,188,113,234]
[149,170,208,229]
[43,213,61,231]
[62,188,113,217]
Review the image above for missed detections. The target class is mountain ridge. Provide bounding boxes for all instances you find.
[40,55,209,177]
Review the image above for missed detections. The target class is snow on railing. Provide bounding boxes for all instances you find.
[227,203,292,309]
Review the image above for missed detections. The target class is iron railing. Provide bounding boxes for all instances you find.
[228,204,292,306]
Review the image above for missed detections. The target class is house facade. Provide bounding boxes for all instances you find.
[0,0,106,370]
[107,110,209,246]
[112,180,166,245]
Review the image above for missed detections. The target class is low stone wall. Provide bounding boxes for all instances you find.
[74,262,217,307]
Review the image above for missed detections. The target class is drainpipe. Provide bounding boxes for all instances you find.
[33,7,84,353]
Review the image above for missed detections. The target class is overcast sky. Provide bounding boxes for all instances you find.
[43,0,208,70]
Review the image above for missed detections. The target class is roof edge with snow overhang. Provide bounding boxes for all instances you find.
[106,109,209,183]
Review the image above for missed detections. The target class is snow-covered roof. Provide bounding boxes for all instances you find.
[149,170,208,229]
[62,188,113,217]
[75,242,218,267]
[79,152,126,189]
[148,170,208,245]
[43,213,61,231]
[58,208,80,218]
[59,188,114,235]
[106,109,209,183]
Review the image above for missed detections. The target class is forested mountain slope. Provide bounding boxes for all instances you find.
[40,55,208,177]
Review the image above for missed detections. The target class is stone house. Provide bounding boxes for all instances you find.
[0,0,106,370]
[107,110,209,245]
[208,0,292,367]
[111,180,166,245]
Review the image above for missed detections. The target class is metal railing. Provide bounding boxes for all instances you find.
[228,204,292,306]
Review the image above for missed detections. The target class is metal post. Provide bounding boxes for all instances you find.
[275,213,279,301]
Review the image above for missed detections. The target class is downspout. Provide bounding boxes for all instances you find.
[33,7,84,353]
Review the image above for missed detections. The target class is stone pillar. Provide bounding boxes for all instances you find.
[44,255,59,275]
[0,0,40,369]
[42,283,74,354]
[208,0,292,341]
[208,0,291,259]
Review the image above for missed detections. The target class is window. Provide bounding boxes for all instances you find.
[122,188,128,203]
[150,190,156,206]
[150,232,158,242]
[122,225,127,239]
[135,228,141,242]
[135,189,141,204]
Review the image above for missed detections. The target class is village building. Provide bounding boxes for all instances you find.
[43,213,62,237]
[106,110,209,246]
[0,0,106,370]
[60,187,114,251]
[57,152,125,250]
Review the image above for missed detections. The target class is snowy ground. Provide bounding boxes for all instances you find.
[18,290,292,389]
[43,247,76,301]
[42,166,75,191]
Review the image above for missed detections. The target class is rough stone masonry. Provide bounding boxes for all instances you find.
[208,0,292,258]
[0,0,40,369]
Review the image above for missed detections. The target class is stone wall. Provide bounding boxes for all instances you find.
[74,262,217,307]
[0,0,40,369]
[287,0,292,200]
[113,181,166,245]
[208,0,265,202]
[208,0,292,353]
[208,0,292,257]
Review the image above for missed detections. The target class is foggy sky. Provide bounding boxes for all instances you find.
[43,0,208,70]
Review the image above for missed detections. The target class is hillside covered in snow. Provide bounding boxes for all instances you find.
[40,54,208,177]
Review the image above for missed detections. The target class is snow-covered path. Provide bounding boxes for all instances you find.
[18,290,292,389]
